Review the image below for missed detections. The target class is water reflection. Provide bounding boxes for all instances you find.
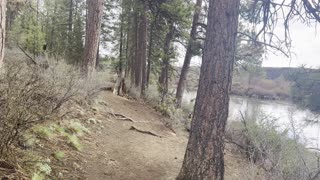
[184,92,320,148]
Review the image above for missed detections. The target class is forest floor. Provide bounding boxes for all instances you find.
[77,91,264,180]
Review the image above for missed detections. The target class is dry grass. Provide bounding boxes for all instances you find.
[0,49,112,179]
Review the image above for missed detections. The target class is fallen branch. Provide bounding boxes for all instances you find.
[129,126,162,138]
[17,45,37,65]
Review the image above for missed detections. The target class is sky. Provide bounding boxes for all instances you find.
[262,22,320,68]
[183,22,320,68]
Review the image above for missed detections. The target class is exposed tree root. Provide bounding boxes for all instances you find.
[112,113,136,123]
[129,126,162,138]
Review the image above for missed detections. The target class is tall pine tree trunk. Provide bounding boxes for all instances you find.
[146,11,159,87]
[146,21,154,88]
[140,1,148,96]
[134,13,142,88]
[132,1,148,97]
[175,0,203,108]
[130,11,138,85]
[83,0,103,75]
[0,0,6,68]
[177,0,240,179]
[114,14,125,96]
[68,0,73,32]
[159,24,174,103]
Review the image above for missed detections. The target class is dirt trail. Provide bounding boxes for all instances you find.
[81,92,263,180]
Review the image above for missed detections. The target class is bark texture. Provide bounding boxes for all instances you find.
[83,0,103,74]
[175,0,203,108]
[177,0,240,179]
[0,0,6,68]
[140,1,148,96]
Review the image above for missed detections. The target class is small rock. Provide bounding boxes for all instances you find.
[58,172,63,178]
[91,107,98,112]
[77,110,85,117]
[38,143,44,148]
[103,172,114,176]
[73,162,81,170]
[104,159,118,167]
[87,118,97,124]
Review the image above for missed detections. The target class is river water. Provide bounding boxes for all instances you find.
[183,92,320,148]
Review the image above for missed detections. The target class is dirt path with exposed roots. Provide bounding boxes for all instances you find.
[80,92,264,180]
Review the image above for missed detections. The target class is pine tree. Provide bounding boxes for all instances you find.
[177,0,241,178]
[176,0,203,107]
[82,0,103,74]
[11,1,45,58]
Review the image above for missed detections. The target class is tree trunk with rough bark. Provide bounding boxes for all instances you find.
[115,13,125,96]
[177,0,240,179]
[146,11,159,87]
[95,43,100,68]
[134,15,142,88]
[146,21,154,87]
[68,0,73,32]
[0,0,6,68]
[83,0,103,75]
[132,1,148,97]
[128,11,137,85]
[140,1,148,96]
[159,24,174,103]
[175,0,203,108]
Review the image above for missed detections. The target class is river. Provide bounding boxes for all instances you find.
[183,92,320,149]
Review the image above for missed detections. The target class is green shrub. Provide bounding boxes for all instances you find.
[52,123,66,134]
[226,112,319,180]
[32,172,45,180]
[68,121,89,136]
[22,133,39,148]
[33,126,55,139]
[53,151,65,161]
[66,134,83,151]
